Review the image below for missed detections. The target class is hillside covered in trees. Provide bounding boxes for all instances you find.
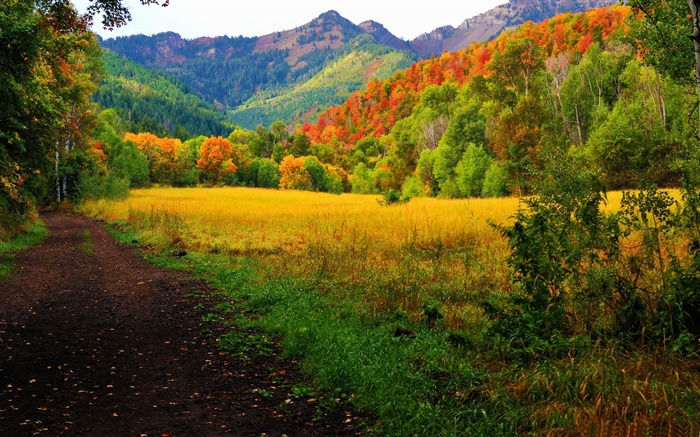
[98,2,617,129]
[94,50,234,138]
[79,5,696,202]
[293,5,692,197]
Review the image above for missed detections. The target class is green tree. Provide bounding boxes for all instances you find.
[628,0,700,137]
[255,158,280,188]
[416,149,439,196]
[455,144,492,197]
[324,171,344,195]
[481,162,509,198]
[304,156,327,192]
[560,44,630,144]
[432,104,487,195]
[489,36,544,97]
[387,117,420,182]
[586,60,684,188]
[351,163,375,194]
[289,132,311,157]
[270,120,288,148]
[111,141,150,187]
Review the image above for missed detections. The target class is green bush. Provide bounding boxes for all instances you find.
[401,176,422,198]
[377,188,410,206]
[75,171,130,201]
[173,168,199,187]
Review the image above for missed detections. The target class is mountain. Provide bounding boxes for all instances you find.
[229,34,415,129]
[409,0,619,56]
[99,2,622,132]
[358,20,414,53]
[93,50,233,138]
[100,10,370,112]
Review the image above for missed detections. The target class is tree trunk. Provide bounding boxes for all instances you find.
[55,147,61,204]
[689,0,700,138]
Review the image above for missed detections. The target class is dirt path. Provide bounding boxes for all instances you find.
[0,212,359,436]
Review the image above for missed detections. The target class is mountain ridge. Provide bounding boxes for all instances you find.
[410,0,619,56]
[98,1,623,130]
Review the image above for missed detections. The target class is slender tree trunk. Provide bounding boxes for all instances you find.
[55,147,61,204]
[689,0,700,139]
[574,105,583,144]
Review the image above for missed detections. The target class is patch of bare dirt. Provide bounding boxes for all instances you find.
[0,212,361,436]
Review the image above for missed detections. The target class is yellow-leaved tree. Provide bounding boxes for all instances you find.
[196,136,239,184]
[278,155,312,190]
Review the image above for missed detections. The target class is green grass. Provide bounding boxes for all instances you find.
[119,244,513,434]
[0,220,49,280]
[99,217,700,436]
[78,230,95,256]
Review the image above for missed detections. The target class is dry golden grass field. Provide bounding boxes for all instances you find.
[82,187,632,327]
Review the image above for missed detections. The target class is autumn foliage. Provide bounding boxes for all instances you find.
[196,136,239,183]
[124,132,187,184]
[278,155,312,191]
[299,6,630,150]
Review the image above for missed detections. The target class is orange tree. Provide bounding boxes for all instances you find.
[278,155,312,190]
[196,136,238,184]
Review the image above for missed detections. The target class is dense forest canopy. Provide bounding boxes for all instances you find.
[4,1,700,236]
[93,50,234,138]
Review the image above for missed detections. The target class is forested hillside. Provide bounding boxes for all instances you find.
[98,3,623,131]
[94,50,233,138]
[100,12,369,110]
[292,5,688,197]
[229,34,416,129]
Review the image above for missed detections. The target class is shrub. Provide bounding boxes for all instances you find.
[377,189,411,206]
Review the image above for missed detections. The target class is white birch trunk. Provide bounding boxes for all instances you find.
[689,0,700,138]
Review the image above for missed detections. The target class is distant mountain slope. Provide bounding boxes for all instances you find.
[358,20,415,53]
[409,0,619,56]
[93,50,233,138]
[229,35,415,129]
[100,11,368,109]
[99,2,621,131]
[300,5,630,148]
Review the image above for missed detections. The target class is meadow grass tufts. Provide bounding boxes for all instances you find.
[83,187,700,435]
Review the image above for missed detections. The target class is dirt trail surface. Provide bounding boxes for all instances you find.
[0,212,359,436]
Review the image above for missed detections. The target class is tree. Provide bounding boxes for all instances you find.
[432,104,487,195]
[80,0,169,31]
[489,36,544,97]
[289,132,311,157]
[0,0,102,223]
[278,155,312,191]
[255,158,281,189]
[456,144,492,197]
[270,120,288,148]
[304,156,327,192]
[196,136,237,184]
[481,162,509,198]
[628,0,700,137]
[0,0,169,236]
[351,163,375,194]
[585,60,684,188]
[111,141,150,187]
